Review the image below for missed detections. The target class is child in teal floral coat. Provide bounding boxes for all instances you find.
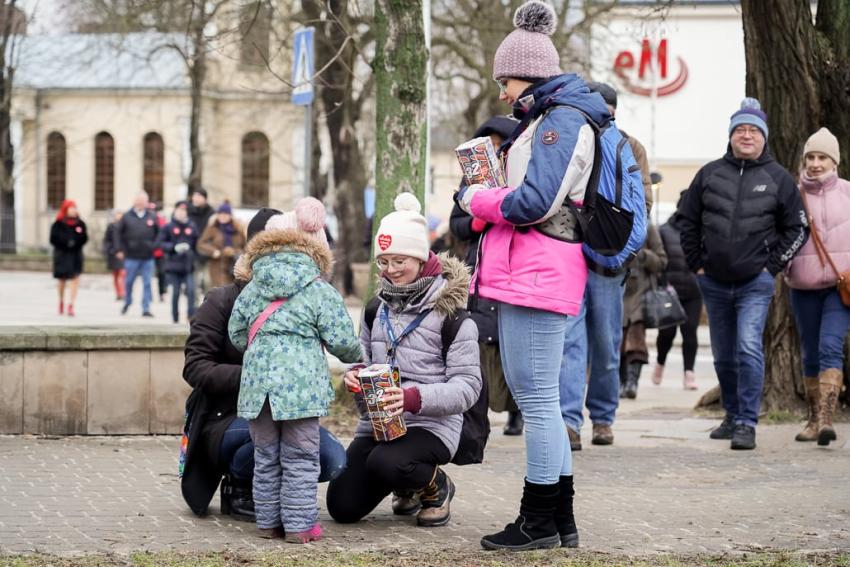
[228,197,361,542]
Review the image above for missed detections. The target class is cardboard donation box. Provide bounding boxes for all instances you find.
[358,364,407,441]
[455,136,506,189]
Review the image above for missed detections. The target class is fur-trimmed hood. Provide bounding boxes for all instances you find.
[379,252,470,317]
[233,229,332,283]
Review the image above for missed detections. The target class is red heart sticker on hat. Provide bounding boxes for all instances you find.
[377,234,392,251]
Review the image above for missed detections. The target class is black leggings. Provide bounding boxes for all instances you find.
[656,296,703,372]
[326,428,450,524]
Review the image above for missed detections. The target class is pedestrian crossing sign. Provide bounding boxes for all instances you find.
[292,27,315,106]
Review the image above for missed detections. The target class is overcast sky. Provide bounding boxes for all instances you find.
[21,0,69,35]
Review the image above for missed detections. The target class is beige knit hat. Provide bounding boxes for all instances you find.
[803,127,840,166]
[373,193,429,262]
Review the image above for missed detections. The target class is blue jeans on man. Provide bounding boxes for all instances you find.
[560,270,626,432]
[697,271,775,427]
[218,418,348,484]
[123,258,154,314]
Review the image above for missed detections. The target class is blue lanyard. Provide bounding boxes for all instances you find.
[380,303,431,367]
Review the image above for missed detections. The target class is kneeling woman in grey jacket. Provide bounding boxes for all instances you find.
[327,193,482,528]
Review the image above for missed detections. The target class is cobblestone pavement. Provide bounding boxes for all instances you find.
[1,413,848,557]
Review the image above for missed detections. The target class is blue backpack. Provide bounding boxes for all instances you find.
[536,107,647,275]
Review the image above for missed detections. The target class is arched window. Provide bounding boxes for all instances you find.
[241,131,269,207]
[143,132,164,205]
[46,132,66,209]
[94,132,114,211]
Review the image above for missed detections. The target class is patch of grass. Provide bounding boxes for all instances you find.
[3,551,850,567]
[762,410,800,424]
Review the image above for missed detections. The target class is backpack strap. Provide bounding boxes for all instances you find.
[363,296,381,334]
[440,309,471,362]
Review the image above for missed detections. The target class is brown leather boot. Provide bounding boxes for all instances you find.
[795,376,820,442]
[417,468,455,527]
[817,369,843,447]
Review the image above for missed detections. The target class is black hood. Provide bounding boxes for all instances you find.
[473,116,519,140]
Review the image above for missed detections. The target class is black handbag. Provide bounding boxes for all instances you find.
[643,276,687,330]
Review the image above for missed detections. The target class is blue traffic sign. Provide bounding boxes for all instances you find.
[292,27,315,106]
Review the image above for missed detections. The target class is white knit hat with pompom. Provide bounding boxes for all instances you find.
[373,192,429,262]
[265,197,329,249]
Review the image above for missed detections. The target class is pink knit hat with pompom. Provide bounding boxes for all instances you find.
[264,197,329,249]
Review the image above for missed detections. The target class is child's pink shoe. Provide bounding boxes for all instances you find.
[285,523,322,544]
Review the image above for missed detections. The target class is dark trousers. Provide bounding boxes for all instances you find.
[656,296,703,372]
[167,272,196,323]
[326,428,450,524]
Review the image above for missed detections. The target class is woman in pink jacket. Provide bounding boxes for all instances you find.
[456,1,610,552]
[785,127,850,447]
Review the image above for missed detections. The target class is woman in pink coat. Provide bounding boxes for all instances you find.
[785,127,850,447]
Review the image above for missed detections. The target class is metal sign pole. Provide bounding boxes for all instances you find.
[304,103,312,198]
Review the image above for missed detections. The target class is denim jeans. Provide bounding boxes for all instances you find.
[698,271,775,427]
[789,287,850,376]
[499,302,571,484]
[123,258,154,314]
[219,417,347,484]
[560,270,626,430]
[167,272,197,323]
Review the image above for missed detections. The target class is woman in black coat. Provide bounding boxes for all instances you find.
[49,200,88,317]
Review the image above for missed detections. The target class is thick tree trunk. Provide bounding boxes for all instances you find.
[741,0,850,411]
[0,1,17,252]
[373,0,428,224]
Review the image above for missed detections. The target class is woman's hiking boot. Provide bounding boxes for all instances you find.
[553,476,579,548]
[417,468,455,527]
[817,369,843,447]
[391,489,422,516]
[220,475,255,522]
[503,410,524,436]
[480,480,561,551]
[795,376,820,442]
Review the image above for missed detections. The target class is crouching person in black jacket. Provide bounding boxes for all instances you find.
[181,208,348,521]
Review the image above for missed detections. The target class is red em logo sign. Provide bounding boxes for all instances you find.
[613,38,688,97]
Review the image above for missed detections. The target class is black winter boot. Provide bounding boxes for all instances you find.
[480,480,561,551]
[503,411,524,436]
[553,476,579,548]
[220,475,255,522]
[623,363,642,399]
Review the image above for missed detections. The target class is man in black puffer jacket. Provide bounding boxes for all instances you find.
[181,208,348,522]
[678,97,808,451]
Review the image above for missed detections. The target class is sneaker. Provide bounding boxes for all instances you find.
[121,304,129,315]
[284,523,322,544]
[391,489,421,516]
[257,526,285,539]
[417,468,454,527]
[142,312,154,318]
[652,363,664,385]
[683,371,698,390]
[591,423,613,446]
[709,416,736,440]
[730,424,756,450]
[567,427,582,452]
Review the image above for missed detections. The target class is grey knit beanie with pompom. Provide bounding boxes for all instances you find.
[493,1,562,81]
